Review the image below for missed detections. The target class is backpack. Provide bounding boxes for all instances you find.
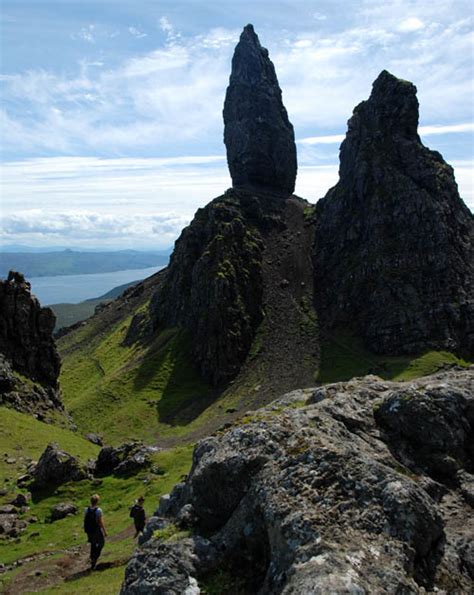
[84,507,99,535]
[129,504,139,519]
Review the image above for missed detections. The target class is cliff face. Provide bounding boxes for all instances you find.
[313,70,474,356]
[152,191,268,386]
[0,271,60,387]
[152,189,319,391]
[0,271,65,421]
[223,24,297,195]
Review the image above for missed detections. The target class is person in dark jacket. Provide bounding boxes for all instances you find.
[130,496,146,537]
[84,494,107,570]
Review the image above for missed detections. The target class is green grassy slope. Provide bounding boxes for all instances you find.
[51,299,103,332]
[318,331,471,383]
[0,407,193,592]
[60,319,213,445]
[57,270,220,446]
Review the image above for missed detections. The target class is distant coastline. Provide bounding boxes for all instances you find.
[28,266,163,305]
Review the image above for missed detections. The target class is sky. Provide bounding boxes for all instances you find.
[0,0,473,250]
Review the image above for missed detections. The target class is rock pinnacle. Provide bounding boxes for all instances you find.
[223,24,297,195]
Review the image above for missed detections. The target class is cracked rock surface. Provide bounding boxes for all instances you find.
[122,367,474,593]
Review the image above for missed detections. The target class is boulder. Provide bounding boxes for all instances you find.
[0,511,28,539]
[11,493,30,508]
[223,24,297,195]
[95,441,150,477]
[374,375,474,482]
[0,505,17,515]
[122,367,474,593]
[85,433,103,446]
[138,516,168,546]
[50,502,78,521]
[31,443,89,490]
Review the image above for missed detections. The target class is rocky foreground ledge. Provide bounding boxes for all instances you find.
[122,367,474,593]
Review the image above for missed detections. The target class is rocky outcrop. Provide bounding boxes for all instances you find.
[0,509,29,539]
[0,271,66,420]
[152,26,304,388]
[95,441,151,477]
[313,70,474,357]
[223,24,297,195]
[151,190,318,390]
[122,367,474,593]
[0,354,64,421]
[152,190,275,386]
[30,443,92,490]
[0,271,60,386]
[50,502,78,521]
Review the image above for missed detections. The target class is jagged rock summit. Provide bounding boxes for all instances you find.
[0,271,60,387]
[314,70,474,356]
[223,24,297,195]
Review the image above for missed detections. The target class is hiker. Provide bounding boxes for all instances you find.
[129,496,146,537]
[84,494,107,570]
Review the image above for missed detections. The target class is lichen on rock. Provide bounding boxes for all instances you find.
[121,367,474,593]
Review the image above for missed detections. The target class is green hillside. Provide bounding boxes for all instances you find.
[2,274,470,593]
[57,272,233,447]
[57,274,472,448]
[0,407,192,594]
[318,331,471,384]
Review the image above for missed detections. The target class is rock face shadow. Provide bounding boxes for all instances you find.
[132,329,218,427]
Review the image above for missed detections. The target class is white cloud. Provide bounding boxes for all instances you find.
[298,123,474,146]
[120,46,189,77]
[296,165,339,202]
[1,2,473,249]
[293,39,313,48]
[419,123,474,135]
[398,17,425,32]
[128,26,147,39]
[2,10,473,157]
[159,16,173,34]
[0,156,231,247]
[298,134,345,145]
[450,160,474,211]
[198,28,239,49]
[0,210,189,249]
[75,24,96,43]
[158,16,181,46]
[313,12,327,21]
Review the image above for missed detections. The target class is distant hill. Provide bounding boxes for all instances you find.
[50,280,141,331]
[0,244,172,254]
[0,249,171,278]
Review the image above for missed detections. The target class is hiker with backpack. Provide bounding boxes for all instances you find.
[84,494,107,570]
[129,496,146,537]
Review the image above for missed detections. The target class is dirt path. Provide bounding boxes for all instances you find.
[2,526,134,594]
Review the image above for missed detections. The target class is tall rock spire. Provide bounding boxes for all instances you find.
[313,70,474,356]
[223,24,297,195]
